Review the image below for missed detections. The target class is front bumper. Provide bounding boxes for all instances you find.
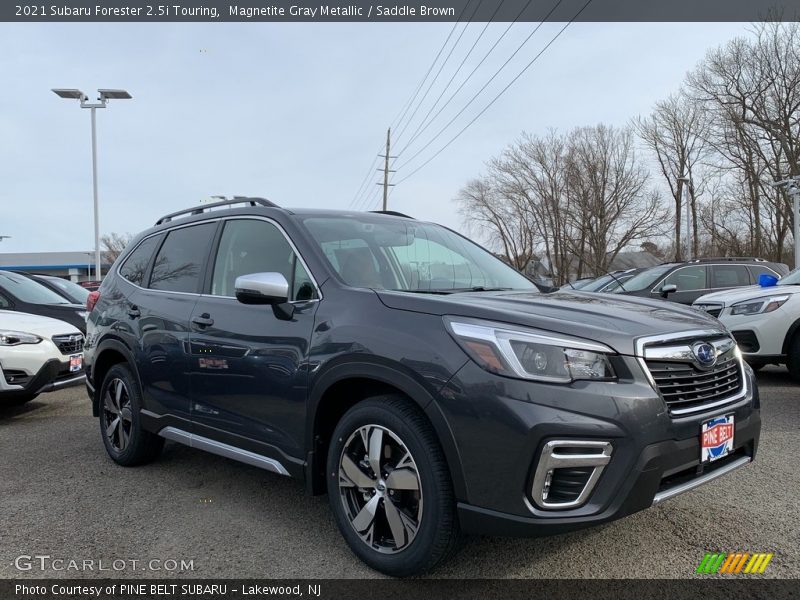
[0,358,85,400]
[438,356,760,536]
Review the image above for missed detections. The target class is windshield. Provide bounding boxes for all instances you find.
[778,267,800,286]
[301,216,536,292]
[583,273,632,293]
[0,271,71,304]
[615,264,674,292]
[40,276,90,304]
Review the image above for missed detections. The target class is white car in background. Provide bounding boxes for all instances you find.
[0,310,85,405]
[693,268,800,379]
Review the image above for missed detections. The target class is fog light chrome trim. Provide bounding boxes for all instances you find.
[530,440,612,510]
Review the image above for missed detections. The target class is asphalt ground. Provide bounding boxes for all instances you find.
[1,367,798,579]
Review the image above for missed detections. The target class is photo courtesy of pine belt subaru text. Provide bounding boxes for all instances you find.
[83,197,761,577]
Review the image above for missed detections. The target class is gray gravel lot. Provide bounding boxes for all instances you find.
[1,368,798,579]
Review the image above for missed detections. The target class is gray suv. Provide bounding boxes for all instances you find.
[83,198,761,576]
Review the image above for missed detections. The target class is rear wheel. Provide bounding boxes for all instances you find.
[326,395,460,577]
[99,363,163,466]
[787,334,800,382]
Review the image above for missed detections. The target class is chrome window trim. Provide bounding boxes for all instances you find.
[117,215,322,302]
[634,329,748,417]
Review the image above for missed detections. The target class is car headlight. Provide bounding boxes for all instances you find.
[445,317,616,383]
[730,295,790,316]
[0,330,43,345]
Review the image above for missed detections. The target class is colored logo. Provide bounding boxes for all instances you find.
[692,341,717,367]
[697,552,774,574]
[701,416,735,462]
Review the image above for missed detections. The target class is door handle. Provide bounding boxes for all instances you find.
[127,305,140,318]
[191,313,214,328]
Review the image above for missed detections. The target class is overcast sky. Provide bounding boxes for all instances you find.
[0,21,749,253]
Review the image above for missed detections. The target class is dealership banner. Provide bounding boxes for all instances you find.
[2,579,797,600]
[2,0,800,22]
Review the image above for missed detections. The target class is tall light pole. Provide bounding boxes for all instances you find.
[772,176,800,269]
[52,88,132,280]
[678,175,692,260]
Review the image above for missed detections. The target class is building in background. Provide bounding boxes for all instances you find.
[0,251,110,282]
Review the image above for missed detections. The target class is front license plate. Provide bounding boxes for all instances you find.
[701,414,734,462]
[69,354,83,373]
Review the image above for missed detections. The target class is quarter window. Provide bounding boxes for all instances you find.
[210,219,317,301]
[119,235,162,287]
[149,223,215,293]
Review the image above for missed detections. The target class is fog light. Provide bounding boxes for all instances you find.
[530,440,612,510]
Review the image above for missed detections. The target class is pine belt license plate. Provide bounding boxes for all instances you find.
[701,414,734,462]
[69,354,83,373]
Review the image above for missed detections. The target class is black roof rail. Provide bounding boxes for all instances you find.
[155,196,278,225]
[686,256,767,263]
[368,210,415,219]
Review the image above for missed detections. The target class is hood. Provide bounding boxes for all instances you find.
[375,289,723,356]
[694,284,800,306]
[0,310,82,337]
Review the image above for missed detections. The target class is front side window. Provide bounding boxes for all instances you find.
[302,216,536,292]
[119,235,162,287]
[663,265,707,291]
[149,223,215,293]
[0,271,70,305]
[210,219,317,301]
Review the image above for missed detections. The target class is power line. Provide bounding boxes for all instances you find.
[394,0,567,174]
[392,0,483,147]
[393,0,593,186]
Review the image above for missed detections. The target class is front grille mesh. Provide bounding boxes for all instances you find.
[52,334,84,355]
[706,308,721,318]
[546,467,594,504]
[645,357,742,415]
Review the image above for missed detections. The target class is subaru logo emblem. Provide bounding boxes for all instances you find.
[692,342,716,368]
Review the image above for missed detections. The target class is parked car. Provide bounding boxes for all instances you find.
[693,267,800,378]
[84,198,760,577]
[0,310,85,405]
[559,276,595,290]
[78,280,102,291]
[0,270,88,333]
[15,273,90,305]
[580,268,645,293]
[614,258,787,305]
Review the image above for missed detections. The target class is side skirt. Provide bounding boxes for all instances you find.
[158,426,290,476]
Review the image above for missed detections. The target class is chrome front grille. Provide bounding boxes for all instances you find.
[638,333,745,416]
[52,334,84,355]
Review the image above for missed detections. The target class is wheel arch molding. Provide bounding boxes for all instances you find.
[90,337,140,417]
[304,357,467,502]
[781,317,800,355]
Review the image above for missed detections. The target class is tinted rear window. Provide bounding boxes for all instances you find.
[149,223,215,293]
[119,235,162,287]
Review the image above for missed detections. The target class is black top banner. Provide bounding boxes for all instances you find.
[3,0,800,22]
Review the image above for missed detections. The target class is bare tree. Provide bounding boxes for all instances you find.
[101,232,134,264]
[633,93,709,259]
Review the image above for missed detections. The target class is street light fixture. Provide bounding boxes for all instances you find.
[678,175,692,260]
[772,177,800,269]
[52,87,132,281]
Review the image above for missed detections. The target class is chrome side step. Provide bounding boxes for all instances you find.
[159,426,290,476]
[652,456,751,505]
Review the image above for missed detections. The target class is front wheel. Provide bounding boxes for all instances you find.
[326,395,460,577]
[787,334,800,383]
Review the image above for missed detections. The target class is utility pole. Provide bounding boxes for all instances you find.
[377,128,396,211]
[678,175,692,260]
[772,176,800,269]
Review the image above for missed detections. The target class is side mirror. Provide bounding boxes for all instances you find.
[235,272,289,305]
[659,283,677,298]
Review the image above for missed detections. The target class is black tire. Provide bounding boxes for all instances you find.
[326,394,460,577]
[787,334,800,383]
[99,363,163,466]
[746,360,765,372]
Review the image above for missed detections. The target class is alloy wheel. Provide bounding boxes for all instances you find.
[102,378,133,452]
[338,425,423,554]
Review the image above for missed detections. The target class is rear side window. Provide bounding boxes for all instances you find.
[748,265,778,282]
[711,265,750,288]
[119,235,162,287]
[149,223,216,293]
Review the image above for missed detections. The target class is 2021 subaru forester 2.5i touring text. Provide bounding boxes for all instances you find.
[83,197,760,577]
